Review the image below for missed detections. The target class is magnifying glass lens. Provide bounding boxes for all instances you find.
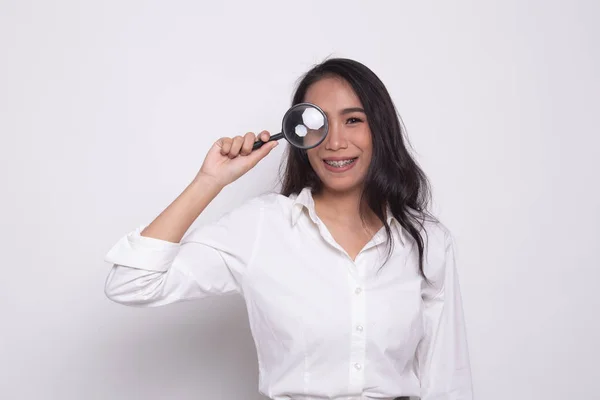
[282,104,328,149]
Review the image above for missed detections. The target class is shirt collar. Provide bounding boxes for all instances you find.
[290,187,407,246]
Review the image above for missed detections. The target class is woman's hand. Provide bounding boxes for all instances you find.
[196,131,278,188]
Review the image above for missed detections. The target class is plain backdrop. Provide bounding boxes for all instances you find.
[1,1,599,399]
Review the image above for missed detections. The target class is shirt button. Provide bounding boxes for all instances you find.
[354,287,362,295]
[354,362,362,370]
[356,325,363,332]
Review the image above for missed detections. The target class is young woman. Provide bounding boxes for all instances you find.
[104,58,473,400]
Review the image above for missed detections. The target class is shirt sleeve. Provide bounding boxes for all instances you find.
[103,197,263,307]
[416,229,474,399]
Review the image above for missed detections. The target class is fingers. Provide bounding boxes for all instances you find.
[246,139,278,166]
[230,135,247,158]
[219,131,273,158]
[240,132,256,156]
[219,137,232,156]
[257,130,271,143]
[244,130,271,154]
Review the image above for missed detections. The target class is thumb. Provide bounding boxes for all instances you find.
[247,140,279,164]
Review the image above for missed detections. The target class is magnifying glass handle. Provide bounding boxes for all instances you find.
[252,132,284,150]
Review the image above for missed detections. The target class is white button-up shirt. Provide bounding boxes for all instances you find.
[104,187,473,400]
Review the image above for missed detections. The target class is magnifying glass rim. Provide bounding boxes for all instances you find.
[281,102,329,150]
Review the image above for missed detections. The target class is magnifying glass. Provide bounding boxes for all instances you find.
[252,103,329,151]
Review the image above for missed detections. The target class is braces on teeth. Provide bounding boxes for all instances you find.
[325,159,356,167]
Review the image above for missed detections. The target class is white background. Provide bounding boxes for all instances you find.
[1,1,598,399]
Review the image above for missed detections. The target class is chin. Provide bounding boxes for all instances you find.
[319,176,365,194]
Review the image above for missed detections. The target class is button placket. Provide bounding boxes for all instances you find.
[347,266,367,392]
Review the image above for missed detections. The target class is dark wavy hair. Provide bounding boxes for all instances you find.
[279,58,437,280]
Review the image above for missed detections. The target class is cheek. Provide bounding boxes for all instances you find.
[306,148,316,158]
[359,130,373,157]
[306,150,321,170]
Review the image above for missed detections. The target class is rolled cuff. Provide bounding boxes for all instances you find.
[104,226,180,272]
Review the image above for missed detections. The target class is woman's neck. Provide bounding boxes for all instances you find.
[312,187,379,228]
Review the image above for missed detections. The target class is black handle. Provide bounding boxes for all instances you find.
[252,132,285,150]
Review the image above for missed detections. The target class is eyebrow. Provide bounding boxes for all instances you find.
[323,107,366,118]
[340,107,365,115]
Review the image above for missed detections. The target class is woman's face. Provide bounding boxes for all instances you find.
[304,77,373,194]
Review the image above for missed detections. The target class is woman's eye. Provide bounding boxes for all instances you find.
[346,117,363,124]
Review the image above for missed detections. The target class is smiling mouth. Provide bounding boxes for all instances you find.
[323,158,358,168]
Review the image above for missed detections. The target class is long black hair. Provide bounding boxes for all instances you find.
[279,58,437,280]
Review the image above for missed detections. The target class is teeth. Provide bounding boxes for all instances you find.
[325,158,356,167]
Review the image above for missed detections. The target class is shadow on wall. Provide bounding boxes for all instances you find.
[61,294,266,400]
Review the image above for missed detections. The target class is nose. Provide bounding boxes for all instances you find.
[324,120,348,151]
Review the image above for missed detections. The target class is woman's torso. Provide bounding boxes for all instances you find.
[238,189,443,399]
